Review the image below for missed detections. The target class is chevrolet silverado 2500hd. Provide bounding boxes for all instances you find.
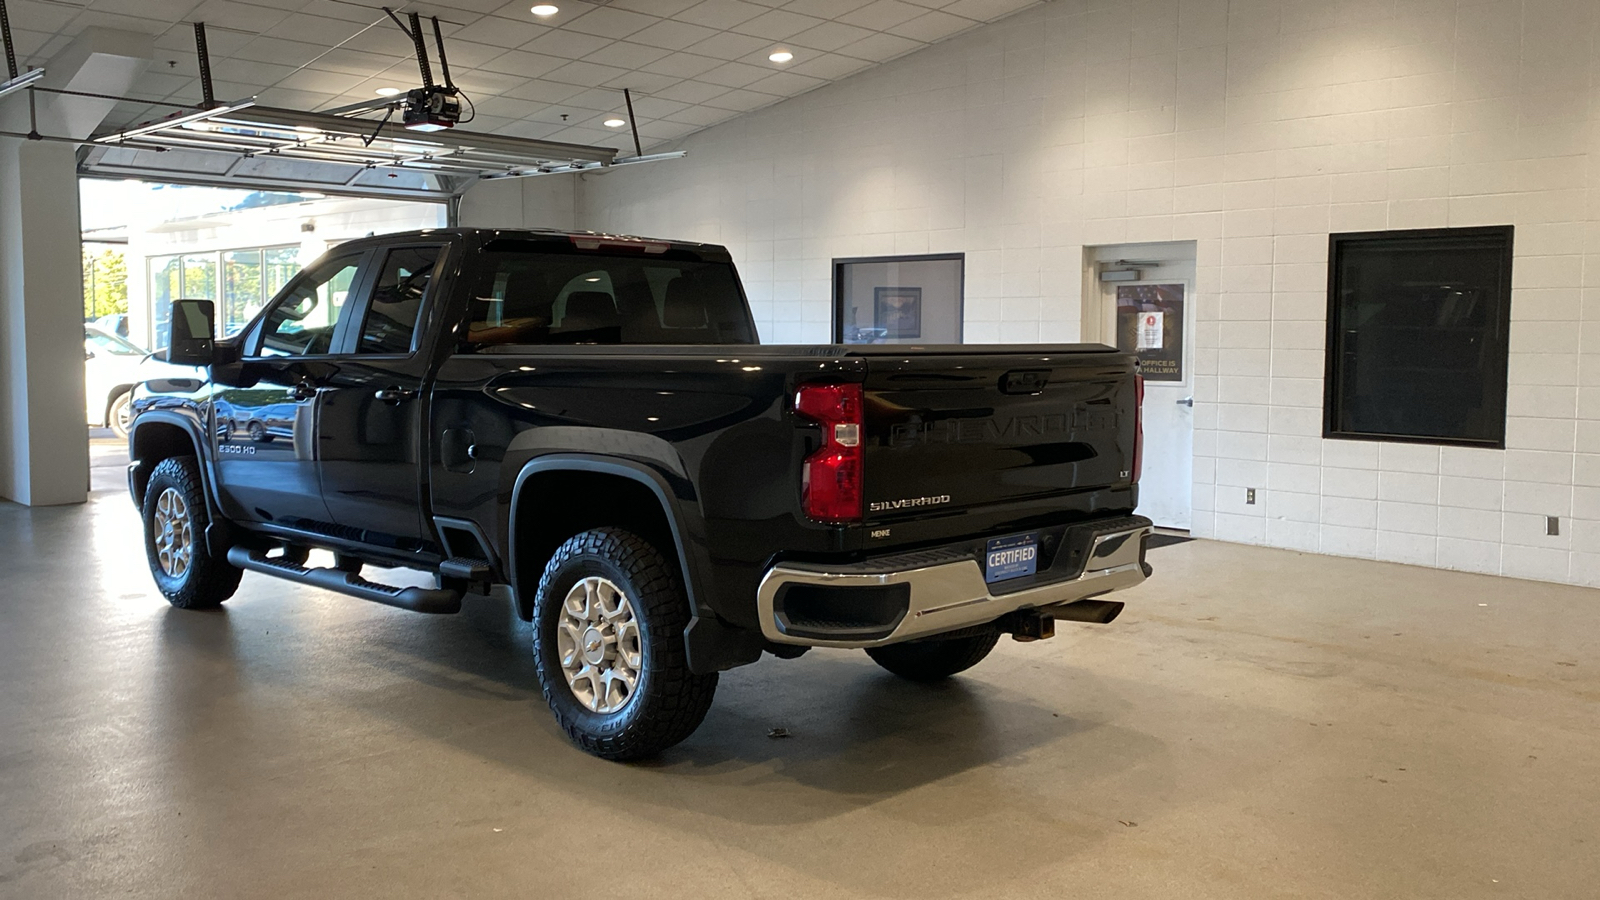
[130,228,1152,759]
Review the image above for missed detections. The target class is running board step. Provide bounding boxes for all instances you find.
[439,557,493,581]
[227,547,462,615]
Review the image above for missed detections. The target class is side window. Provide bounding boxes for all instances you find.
[256,253,364,357]
[360,245,443,354]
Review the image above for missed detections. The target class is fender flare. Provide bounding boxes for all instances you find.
[507,454,712,622]
[127,410,226,526]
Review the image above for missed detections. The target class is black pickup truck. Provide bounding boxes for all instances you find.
[130,228,1152,759]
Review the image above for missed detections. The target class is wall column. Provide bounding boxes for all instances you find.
[0,28,151,505]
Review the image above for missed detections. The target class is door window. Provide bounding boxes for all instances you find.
[254,252,364,357]
[359,245,443,354]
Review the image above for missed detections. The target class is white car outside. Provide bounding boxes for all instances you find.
[84,326,191,439]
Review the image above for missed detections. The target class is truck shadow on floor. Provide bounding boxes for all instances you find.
[152,586,1162,826]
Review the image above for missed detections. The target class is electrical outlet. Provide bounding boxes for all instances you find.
[1547,516,1560,536]
[1246,488,1256,505]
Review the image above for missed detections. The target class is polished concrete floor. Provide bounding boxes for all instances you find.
[2,444,1598,899]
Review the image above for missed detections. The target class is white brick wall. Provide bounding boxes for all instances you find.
[466,0,1600,589]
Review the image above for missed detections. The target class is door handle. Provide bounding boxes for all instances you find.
[375,388,417,404]
[288,380,317,401]
[1176,397,1193,407]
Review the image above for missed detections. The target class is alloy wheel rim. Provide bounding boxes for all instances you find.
[556,576,642,714]
[153,487,193,579]
[115,399,132,432]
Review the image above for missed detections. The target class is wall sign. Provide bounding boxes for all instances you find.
[1116,283,1184,382]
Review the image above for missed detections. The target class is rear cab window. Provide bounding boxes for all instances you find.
[465,238,756,347]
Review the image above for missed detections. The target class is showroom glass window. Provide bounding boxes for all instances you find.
[1324,226,1513,447]
[148,256,182,349]
[223,250,264,337]
[833,254,964,344]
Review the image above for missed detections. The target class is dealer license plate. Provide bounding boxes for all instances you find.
[984,532,1040,584]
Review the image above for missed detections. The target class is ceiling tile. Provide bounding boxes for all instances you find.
[606,0,702,15]
[701,88,782,112]
[743,70,828,96]
[778,0,866,18]
[684,30,770,61]
[449,16,552,50]
[504,80,587,104]
[189,0,293,33]
[697,60,773,89]
[602,71,681,94]
[667,104,740,126]
[627,18,720,51]
[789,52,875,80]
[306,48,410,77]
[542,59,632,88]
[521,29,615,60]
[478,50,570,78]
[639,52,724,78]
[940,0,1038,22]
[837,31,926,63]
[274,68,368,95]
[787,20,875,52]
[562,7,659,40]
[894,10,981,43]
[729,9,826,41]
[651,80,732,105]
[626,96,691,118]
[581,41,673,69]
[489,1,600,26]
[838,0,930,32]
[674,0,769,30]
[451,69,535,95]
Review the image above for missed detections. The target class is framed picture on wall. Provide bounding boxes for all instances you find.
[874,286,922,339]
[1115,283,1185,382]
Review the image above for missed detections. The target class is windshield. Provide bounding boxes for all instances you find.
[466,244,756,346]
[85,328,145,356]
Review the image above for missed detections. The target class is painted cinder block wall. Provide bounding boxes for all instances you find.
[466,0,1600,588]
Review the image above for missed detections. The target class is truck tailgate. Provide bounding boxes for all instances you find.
[859,349,1137,522]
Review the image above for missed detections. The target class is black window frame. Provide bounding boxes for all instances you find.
[1323,225,1515,449]
[831,253,965,344]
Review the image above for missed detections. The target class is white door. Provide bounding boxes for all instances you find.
[1085,245,1196,530]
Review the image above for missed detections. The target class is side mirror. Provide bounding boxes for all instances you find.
[166,299,216,366]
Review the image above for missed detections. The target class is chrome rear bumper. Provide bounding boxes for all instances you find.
[755,519,1152,649]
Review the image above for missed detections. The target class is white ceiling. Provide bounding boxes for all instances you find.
[6,0,1041,152]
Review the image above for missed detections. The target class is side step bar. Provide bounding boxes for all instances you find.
[227,547,463,615]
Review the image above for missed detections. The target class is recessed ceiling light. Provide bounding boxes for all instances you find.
[603,118,626,127]
[530,4,559,15]
[769,50,794,63]
[375,87,401,96]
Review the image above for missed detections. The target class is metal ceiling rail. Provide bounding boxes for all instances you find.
[94,103,623,175]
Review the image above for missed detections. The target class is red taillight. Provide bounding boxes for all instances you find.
[1132,373,1145,484]
[795,382,864,523]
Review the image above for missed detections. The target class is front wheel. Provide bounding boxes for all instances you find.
[865,630,1001,682]
[531,527,717,760]
[142,455,242,609]
[108,392,132,439]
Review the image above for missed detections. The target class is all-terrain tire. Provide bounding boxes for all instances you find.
[142,455,243,609]
[531,527,717,760]
[865,630,1001,682]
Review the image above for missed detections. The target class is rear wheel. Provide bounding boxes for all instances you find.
[531,527,717,760]
[865,630,1001,682]
[142,455,242,609]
